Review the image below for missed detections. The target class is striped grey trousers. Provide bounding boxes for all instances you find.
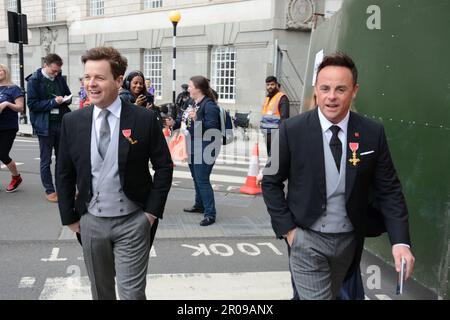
[289,227,356,300]
[80,210,152,300]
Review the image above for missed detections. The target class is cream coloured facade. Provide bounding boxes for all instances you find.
[1,0,342,121]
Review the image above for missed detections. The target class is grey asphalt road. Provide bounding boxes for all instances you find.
[0,136,437,300]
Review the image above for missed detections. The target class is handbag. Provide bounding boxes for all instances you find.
[168,130,188,162]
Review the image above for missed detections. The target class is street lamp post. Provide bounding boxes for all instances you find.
[169,11,181,105]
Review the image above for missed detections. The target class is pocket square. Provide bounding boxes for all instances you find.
[360,150,375,156]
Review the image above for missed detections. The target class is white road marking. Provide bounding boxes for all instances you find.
[14,139,38,143]
[18,277,36,288]
[41,248,68,262]
[174,162,249,173]
[375,294,392,300]
[1,162,23,169]
[172,170,245,184]
[39,271,292,300]
[150,246,157,257]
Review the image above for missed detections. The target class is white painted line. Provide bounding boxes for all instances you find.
[1,162,23,169]
[375,294,392,300]
[150,246,157,257]
[14,139,38,143]
[41,248,68,262]
[172,170,245,184]
[174,162,249,173]
[215,159,266,166]
[39,271,292,300]
[365,295,370,300]
[18,277,36,288]
[218,154,268,161]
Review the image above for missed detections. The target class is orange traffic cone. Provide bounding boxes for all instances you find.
[240,143,262,195]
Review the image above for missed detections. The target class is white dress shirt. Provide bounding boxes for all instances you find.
[92,96,121,142]
[317,107,349,147]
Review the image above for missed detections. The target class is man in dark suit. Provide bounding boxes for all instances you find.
[57,47,173,300]
[261,53,414,299]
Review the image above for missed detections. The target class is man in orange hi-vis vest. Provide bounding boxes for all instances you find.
[260,76,290,156]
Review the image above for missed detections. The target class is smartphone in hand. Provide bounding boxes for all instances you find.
[396,257,407,295]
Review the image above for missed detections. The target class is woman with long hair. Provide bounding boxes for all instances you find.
[165,75,221,226]
[119,70,154,108]
[0,64,24,192]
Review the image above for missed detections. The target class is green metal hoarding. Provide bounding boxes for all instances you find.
[302,0,449,299]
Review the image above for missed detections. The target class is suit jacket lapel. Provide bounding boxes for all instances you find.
[118,100,134,187]
[309,108,326,199]
[345,111,360,202]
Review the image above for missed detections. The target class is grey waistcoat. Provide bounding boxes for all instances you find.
[309,133,354,233]
[88,115,140,217]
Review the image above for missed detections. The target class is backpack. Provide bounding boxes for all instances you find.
[218,105,234,145]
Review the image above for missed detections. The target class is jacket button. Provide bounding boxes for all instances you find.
[322,224,325,228]
[120,209,124,213]
[98,208,102,212]
[119,199,124,202]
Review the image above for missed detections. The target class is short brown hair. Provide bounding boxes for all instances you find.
[81,47,128,79]
[317,52,358,85]
[44,53,63,66]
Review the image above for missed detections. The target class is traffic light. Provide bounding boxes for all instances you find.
[7,11,28,44]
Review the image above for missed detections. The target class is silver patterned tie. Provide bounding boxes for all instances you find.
[98,109,111,159]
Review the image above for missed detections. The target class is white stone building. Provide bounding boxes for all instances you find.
[1,0,342,123]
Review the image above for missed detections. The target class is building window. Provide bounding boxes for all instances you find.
[143,49,162,99]
[45,0,56,22]
[211,46,236,103]
[90,0,104,16]
[10,54,20,85]
[7,0,17,12]
[144,0,162,9]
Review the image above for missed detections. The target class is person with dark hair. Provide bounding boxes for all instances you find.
[26,53,72,202]
[120,71,154,108]
[0,64,24,192]
[260,75,289,156]
[176,83,190,110]
[57,46,173,300]
[165,75,221,226]
[262,52,414,299]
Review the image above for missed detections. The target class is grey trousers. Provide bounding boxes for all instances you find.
[80,210,152,300]
[289,227,356,300]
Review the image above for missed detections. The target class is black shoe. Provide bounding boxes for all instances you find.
[183,206,204,213]
[200,217,215,226]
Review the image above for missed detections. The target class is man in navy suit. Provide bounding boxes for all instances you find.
[262,53,414,299]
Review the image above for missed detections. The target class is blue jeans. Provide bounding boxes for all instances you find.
[188,163,216,219]
[37,123,61,194]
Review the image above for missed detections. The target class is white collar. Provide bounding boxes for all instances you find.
[317,107,350,135]
[41,69,55,81]
[93,96,121,120]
